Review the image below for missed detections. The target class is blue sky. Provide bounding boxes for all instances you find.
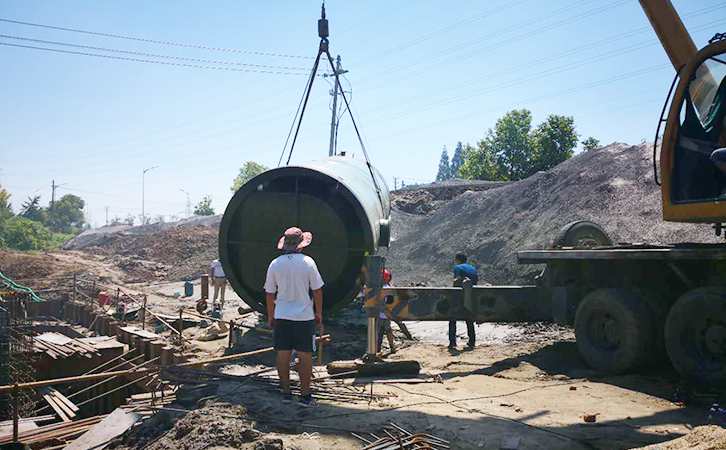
[1,0,724,226]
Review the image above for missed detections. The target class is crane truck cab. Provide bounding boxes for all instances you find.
[661,38,726,224]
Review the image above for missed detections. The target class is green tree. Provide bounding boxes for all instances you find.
[48,194,85,233]
[581,136,601,151]
[531,115,579,173]
[152,214,166,224]
[1,216,53,250]
[110,215,136,226]
[0,183,12,224]
[436,147,451,181]
[231,161,269,192]
[194,196,215,216]
[460,109,578,181]
[450,142,465,178]
[459,140,501,181]
[20,195,46,223]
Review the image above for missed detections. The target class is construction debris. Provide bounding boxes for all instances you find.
[64,408,142,450]
[352,423,450,449]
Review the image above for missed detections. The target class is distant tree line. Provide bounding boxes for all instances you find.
[436,109,601,182]
[0,185,87,250]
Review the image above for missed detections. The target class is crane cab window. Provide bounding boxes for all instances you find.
[672,52,726,203]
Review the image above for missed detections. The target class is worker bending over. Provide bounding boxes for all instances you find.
[448,252,478,351]
[265,227,324,407]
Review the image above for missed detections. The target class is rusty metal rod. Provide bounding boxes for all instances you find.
[0,367,157,391]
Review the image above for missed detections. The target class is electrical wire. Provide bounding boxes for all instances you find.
[11,2,716,169]
[354,0,633,89]
[0,35,313,71]
[0,42,314,76]
[0,18,314,59]
[5,5,724,181]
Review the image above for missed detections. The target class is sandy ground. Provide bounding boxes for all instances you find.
[3,249,724,449]
[113,334,722,450]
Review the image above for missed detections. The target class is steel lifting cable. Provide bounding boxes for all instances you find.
[323,48,385,208]
[279,4,385,210]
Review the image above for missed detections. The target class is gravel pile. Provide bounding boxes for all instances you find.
[386,142,721,287]
[391,179,510,215]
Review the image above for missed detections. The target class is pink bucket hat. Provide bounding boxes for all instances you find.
[277,227,313,251]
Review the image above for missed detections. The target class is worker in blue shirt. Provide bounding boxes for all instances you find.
[449,252,478,350]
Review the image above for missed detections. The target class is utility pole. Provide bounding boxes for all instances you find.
[105,206,109,226]
[50,180,65,229]
[327,55,348,157]
[393,177,399,190]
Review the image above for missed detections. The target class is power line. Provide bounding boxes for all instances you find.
[355,0,631,89]
[0,35,313,71]
[4,0,686,168]
[0,42,315,76]
[66,61,674,190]
[5,3,719,177]
[0,18,314,59]
[350,0,533,68]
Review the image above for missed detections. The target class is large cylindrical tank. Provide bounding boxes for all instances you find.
[219,156,391,313]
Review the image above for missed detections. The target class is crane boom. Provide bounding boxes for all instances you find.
[638,0,698,70]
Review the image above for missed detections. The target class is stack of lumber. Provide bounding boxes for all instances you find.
[120,389,177,411]
[34,333,100,359]
[42,388,79,422]
[0,415,106,448]
[0,415,55,440]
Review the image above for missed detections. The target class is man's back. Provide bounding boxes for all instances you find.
[454,262,478,284]
[264,253,324,320]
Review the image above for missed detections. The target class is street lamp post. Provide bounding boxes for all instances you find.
[142,166,158,225]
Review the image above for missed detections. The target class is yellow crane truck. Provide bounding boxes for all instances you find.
[365,0,726,383]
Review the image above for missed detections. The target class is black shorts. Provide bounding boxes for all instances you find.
[274,319,315,352]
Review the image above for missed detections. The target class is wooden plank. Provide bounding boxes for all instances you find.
[37,333,73,346]
[64,408,141,450]
[118,326,160,340]
[0,415,55,427]
[0,421,38,440]
[46,392,76,419]
[37,339,72,357]
[49,388,80,413]
[0,416,104,445]
[42,393,71,422]
[128,390,176,401]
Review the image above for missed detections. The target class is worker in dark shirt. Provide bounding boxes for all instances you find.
[449,252,478,350]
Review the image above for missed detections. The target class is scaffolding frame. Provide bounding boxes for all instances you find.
[0,292,38,421]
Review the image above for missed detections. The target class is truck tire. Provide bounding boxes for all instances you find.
[665,287,726,383]
[633,289,669,364]
[553,220,613,248]
[574,289,653,374]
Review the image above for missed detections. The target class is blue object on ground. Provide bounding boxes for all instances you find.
[184,277,193,297]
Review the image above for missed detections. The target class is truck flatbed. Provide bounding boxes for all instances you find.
[517,243,726,264]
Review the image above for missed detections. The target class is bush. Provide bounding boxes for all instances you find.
[1,216,53,250]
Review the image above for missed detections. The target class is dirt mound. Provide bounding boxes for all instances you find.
[391,179,509,215]
[110,403,266,450]
[88,225,218,282]
[386,142,721,287]
[631,425,726,449]
[0,249,87,282]
[64,215,221,250]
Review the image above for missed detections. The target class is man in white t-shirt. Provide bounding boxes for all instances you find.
[209,259,227,307]
[264,227,324,407]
